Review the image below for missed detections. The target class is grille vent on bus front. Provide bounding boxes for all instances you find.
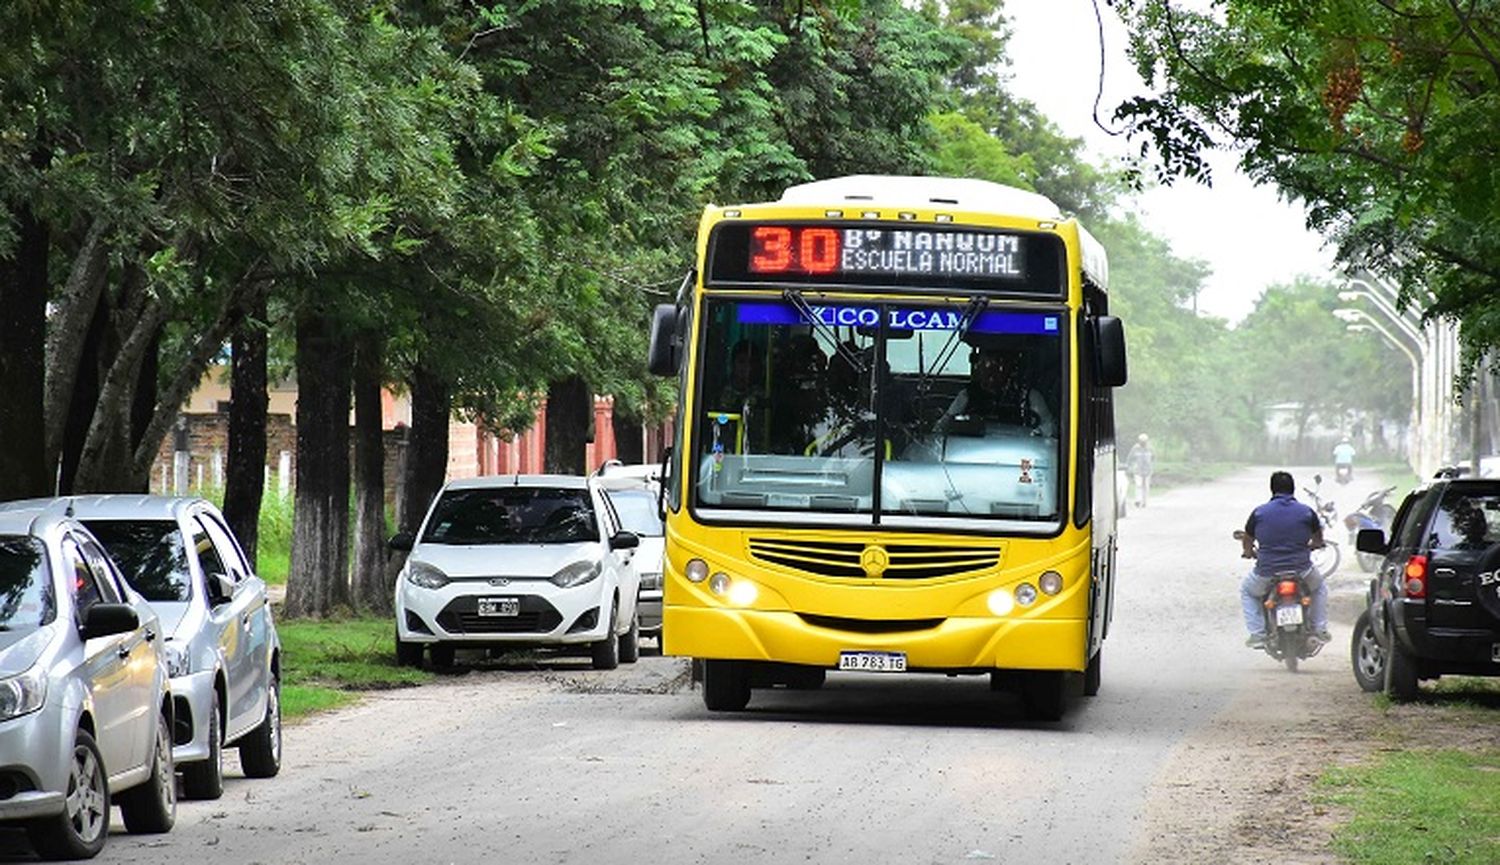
[746,539,1001,580]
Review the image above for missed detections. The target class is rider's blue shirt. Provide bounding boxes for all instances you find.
[1246,493,1320,575]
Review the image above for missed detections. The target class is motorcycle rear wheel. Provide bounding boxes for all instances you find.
[1279,631,1300,672]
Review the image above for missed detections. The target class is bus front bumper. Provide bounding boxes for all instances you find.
[663,606,1087,672]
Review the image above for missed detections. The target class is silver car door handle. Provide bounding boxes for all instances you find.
[144,629,156,642]
[117,644,131,659]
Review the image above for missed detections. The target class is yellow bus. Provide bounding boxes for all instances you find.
[646,175,1126,720]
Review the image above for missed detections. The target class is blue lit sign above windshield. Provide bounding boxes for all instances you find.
[735,302,1061,336]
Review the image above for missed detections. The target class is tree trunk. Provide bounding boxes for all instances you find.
[351,332,390,614]
[544,376,591,474]
[0,204,50,501]
[224,298,268,569]
[44,218,109,474]
[387,362,450,590]
[612,409,644,464]
[284,310,353,619]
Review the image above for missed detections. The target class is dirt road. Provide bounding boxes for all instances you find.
[19,467,1382,863]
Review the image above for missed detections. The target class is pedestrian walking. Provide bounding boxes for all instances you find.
[1127,433,1154,508]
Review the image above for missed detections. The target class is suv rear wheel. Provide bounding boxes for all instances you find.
[1351,611,1386,692]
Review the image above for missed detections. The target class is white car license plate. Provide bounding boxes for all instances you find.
[838,651,907,672]
[478,597,520,617]
[1275,605,1304,627]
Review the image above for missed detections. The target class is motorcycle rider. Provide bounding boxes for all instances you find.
[1240,470,1331,648]
[1333,436,1356,482]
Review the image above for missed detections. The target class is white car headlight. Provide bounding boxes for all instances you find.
[163,641,191,678]
[405,561,451,590]
[551,560,602,588]
[0,666,46,721]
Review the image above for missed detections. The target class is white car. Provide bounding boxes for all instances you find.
[0,500,176,860]
[72,496,282,801]
[391,475,643,670]
[597,473,665,643]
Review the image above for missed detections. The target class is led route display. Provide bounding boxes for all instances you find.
[707,222,1064,295]
[748,225,1025,279]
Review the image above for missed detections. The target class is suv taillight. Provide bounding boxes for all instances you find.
[1403,555,1428,598]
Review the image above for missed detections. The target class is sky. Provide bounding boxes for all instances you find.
[1001,0,1338,322]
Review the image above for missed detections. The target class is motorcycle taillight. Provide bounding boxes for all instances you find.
[1403,555,1428,598]
[1276,580,1299,597]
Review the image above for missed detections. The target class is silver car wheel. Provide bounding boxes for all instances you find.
[66,744,107,845]
[152,714,176,812]
[267,682,282,765]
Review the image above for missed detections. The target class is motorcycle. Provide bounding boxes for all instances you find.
[1235,530,1327,672]
[1302,475,1342,578]
[1335,463,1353,485]
[1343,485,1398,572]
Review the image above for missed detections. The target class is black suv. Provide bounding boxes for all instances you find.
[1351,477,1500,700]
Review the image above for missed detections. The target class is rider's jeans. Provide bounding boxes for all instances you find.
[1241,568,1328,637]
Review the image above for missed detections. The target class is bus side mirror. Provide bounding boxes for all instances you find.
[1092,316,1127,387]
[647,304,682,377]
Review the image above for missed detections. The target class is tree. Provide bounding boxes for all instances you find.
[1112,0,1500,374]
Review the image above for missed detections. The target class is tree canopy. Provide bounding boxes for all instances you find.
[1111,0,1500,375]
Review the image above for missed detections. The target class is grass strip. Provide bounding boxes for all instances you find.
[1321,749,1500,865]
[277,617,429,721]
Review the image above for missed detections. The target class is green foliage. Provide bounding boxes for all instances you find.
[1321,750,1500,865]
[1113,0,1500,375]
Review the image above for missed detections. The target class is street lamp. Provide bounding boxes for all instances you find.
[1336,307,1425,475]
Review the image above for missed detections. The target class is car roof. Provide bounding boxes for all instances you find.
[0,498,75,537]
[53,494,205,521]
[443,474,591,492]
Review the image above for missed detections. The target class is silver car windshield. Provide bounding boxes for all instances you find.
[693,298,1065,523]
[84,520,193,603]
[0,536,55,630]
[422,488,598,545]
[607,489,663,537]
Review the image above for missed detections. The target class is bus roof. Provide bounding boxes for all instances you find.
[778,175,1063,221]
[770,175,1109,292]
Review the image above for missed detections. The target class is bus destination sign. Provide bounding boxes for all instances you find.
[707,222,1063,294]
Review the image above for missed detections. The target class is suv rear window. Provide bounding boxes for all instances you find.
[422,488,598,545]
[0,536,55,629]
[1428,488,1500,551]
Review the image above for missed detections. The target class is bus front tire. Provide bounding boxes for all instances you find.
[1020,671,1067,722]
[702,660,751,712]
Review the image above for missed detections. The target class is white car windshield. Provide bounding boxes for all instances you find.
[0,536,55,631]
[422,488,598,545]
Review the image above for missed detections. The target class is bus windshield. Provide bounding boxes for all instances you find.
[693,297,1065,526]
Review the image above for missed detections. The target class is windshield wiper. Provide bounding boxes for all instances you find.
[783,289,868,374]
[912,296,989,398]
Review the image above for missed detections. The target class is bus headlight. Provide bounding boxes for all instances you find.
[727,580,758,606]
[1014,583,1038,606]
[708,572,731,596]
[685,559,709,583]
[1038,571,1064,596]
[987,588,1015,616]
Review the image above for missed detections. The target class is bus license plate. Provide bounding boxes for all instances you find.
[838,651,907,673]
[1275,606,1303,627]
[478,597,520,617]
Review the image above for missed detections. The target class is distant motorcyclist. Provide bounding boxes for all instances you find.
[1127,433,1154,508]
[1240,470,1330,648]
[1333,436,1356,483]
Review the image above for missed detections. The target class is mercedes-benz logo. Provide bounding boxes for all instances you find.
[860,546,889,578]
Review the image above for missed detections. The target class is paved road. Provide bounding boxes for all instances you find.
[7,467,1372,864]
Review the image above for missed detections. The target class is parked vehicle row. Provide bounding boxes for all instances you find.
[392,468,667,671]
[0,496,281,861]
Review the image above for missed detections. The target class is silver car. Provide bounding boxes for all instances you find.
[73,496,281,800]
[0,499,176,859]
